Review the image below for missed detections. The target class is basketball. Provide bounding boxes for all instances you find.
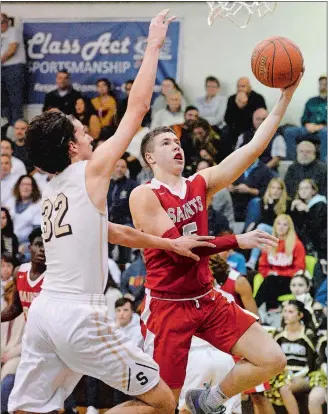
[251,36,304,88]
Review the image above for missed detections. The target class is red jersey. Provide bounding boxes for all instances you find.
[144,174,213,298]
[220,269,243,308]
[16,263,44,320]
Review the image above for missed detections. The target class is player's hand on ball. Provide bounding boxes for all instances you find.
[236,230,278,251]
[147,9,176,49]
[171,235,216,261]
[281,70,304,98]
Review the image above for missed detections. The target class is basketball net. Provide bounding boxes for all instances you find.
[207,2,276,28]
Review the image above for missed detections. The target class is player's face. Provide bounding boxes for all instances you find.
[150,133,184,175]
[290,277,309,296]
[283,304,302,325]
[1,259,14,281]
[298,181,315,201]
[115,303,133,327]
[269,181,283,200]
[30,237,46,265]
[275,217,289,239]
[72,119,94,161]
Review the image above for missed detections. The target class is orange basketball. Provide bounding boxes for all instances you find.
[251,36,304,88]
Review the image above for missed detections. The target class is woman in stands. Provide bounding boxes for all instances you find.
[6,175,41,262]
[265,300,316,414]
[246,178,291,270]
[73,96,101,139]
[1,207,19,262]
[151,77,186,113]
[290,178,327,260]
[91,78,117,129]
[256,214,306,311]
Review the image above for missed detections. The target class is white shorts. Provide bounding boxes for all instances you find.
[179,338,241,414]
[9,291,159,412]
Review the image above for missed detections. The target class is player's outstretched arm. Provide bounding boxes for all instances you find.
[108,222,215,261]
[1,267,23,323]
[87,10,175,182]
[200,73,304,200]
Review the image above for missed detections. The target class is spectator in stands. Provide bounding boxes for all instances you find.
[150,90,185,129]
[1,138,26,177]
[246,178,291,270]
[1,154,20,208]
[136,162,154,185]
[1,280,25,413]
[308,334,327,414]
[120,249,146,310]
[189,117,221,166]
[91,78,117,129]
[290,179,327,260]
[6,175,41,262]
[265,300,315,413]
[224,77,266,142]
[104,271,123,320]
[1,253,15,307]
[256,215,306,311]
[235,108,286,171]
[1,208,18,262]
[285,141,327,197]
[115,298,143,348]
[107,158,137,267]
[152,77,186,114]
[121,151,142,181]
[117,79,151,127]
[73,96,101,140]
[196,76,227,129]
[12,119,34,174]
[228,158,275,221]
[284,76,327,161]
[43,70,82,114]
[1,13,26,126]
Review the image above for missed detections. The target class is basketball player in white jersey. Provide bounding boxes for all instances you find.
[8,10,216,414]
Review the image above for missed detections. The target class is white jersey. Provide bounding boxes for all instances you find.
[41,161,108,294]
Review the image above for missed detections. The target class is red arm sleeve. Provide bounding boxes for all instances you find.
[161,227,239,261]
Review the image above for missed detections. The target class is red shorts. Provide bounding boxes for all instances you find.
[140,288,257,389]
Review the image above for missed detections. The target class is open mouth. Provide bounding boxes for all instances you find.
[174,153,183,160]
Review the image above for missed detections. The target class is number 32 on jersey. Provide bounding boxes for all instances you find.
[42,193,72,242]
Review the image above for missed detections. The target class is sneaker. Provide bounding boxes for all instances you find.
[185,383,226,414]
[86,407,99,414]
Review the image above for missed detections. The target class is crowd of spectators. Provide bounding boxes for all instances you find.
[1,12,327,414]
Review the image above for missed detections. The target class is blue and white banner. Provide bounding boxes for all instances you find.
[23,20,181,105]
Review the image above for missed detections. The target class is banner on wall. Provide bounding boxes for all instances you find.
[23,20,181,105]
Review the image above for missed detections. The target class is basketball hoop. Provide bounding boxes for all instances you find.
[207,2,276,28]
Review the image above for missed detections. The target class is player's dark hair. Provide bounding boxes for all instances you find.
[13,175,41,203]
[185,105,198,114]
[206,76,220,87]
[26,111,76,174]
[115,297,134,310]
[28,227,42,245]
[1,137,14,150]
[140,126,175,165]
[209,254,230,286]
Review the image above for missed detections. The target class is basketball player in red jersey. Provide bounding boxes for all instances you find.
[130,73,303,413]
[1,227,45,322]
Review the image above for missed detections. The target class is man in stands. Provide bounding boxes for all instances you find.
[43,69,82,115]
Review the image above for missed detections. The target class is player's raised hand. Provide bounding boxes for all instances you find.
[171,235,216,261]
[236,230,278,251]
[147,9,176,49]
[281,70,304,99]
